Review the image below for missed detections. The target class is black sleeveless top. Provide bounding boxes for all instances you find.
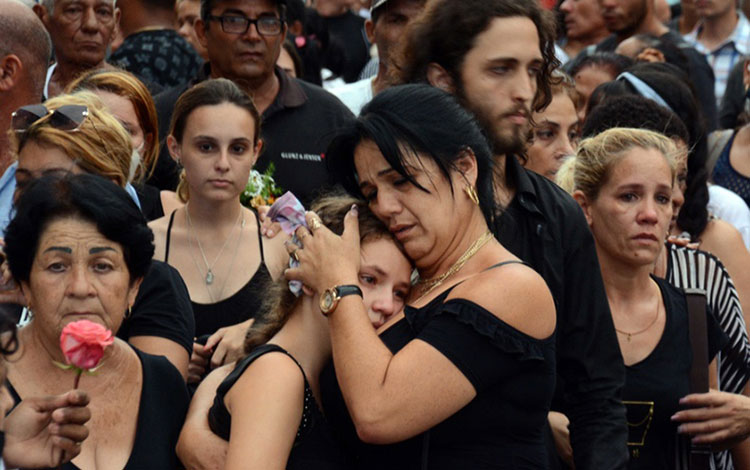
[7,347,189,470]
[320,260,557,470]
[165,209,272,338]
[208,344,346,469]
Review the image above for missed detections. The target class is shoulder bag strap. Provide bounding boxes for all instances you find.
[684,288,711,470]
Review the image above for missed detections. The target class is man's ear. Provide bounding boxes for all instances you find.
[426,62,455,94]
[111,7,122,43]
[0,55,22,92]
[195,18,208,48]
[32,3,48,24]
[572,190,593,226]
[365,19,375,44]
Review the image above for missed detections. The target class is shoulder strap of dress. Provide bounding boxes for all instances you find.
[484,260,530,271]
[5,380,20,407]
[252,209,265,264]
[165,209,178,262]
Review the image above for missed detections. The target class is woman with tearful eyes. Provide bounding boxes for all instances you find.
[525,72,580,181]
[2,174,189,470]
[567,128,728,469]
[287,84,557,469]
[176,195,413,470]
[149,79,290,385]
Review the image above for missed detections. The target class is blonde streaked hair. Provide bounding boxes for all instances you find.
[67,68,159,183]
[11,91,132,188]
[557,127,678,199]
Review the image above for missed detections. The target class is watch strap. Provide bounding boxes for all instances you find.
[335,285,363,298]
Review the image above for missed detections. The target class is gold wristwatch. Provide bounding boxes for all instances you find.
[320,285,363,316]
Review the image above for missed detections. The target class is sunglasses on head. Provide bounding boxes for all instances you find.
[11,104,89,133]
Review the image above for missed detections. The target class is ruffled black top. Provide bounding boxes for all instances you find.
[321,261,557,469]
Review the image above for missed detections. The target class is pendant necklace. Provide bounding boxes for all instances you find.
[185,204,245,286]
[614,292,661,342]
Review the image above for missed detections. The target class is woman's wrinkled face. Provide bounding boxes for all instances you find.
[358,237,412,328]
[526,92,580,180]
[21,217,140,341]
[583,146,673,267]
[171,103,260,202]
[354,140,467,266]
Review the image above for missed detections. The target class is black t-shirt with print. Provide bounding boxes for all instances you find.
[624,276,727,470]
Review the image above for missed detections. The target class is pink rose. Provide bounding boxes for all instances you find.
[59,320,114,370]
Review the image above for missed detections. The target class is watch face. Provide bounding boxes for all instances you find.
[322,291,335,312]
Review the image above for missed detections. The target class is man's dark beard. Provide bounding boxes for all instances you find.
[454,81,528,157]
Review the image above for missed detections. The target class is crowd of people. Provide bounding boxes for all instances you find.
[2,0,750,468]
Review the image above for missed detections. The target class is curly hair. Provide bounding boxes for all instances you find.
[394,0,559,113]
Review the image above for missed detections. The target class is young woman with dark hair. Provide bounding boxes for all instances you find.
[149,79,289,384]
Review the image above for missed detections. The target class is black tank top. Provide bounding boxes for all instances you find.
[165,209,272,338]
[208,344,346,470]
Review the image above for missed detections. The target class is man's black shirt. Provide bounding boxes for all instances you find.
[493,155,629,470]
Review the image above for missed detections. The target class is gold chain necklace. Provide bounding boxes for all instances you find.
[614,293,661,342]
[415,231,494,302]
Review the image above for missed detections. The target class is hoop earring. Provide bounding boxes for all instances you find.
[464,185,480,205]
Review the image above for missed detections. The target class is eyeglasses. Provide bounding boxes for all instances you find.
[207,14,284,36]
[11,104,89,133]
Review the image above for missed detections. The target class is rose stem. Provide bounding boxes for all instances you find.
[58,370,83,469]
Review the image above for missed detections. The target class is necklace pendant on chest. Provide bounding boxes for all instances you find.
[206,269,215,285]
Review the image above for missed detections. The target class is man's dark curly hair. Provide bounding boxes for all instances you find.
[394,0,559,112]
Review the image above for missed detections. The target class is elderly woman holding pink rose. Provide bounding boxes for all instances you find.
[2,173,189,470]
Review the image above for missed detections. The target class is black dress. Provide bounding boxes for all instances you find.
[321,261,557,470]
[164,209,272,339]
[6,347,190,470]
[624,277,727,469]
[208,344,346,469]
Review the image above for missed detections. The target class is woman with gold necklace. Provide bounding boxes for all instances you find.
[286,85,557,469]
[565,127,730,469]
[149,79,288,384]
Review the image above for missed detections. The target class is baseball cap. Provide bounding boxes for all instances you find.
[370,0,388,13]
